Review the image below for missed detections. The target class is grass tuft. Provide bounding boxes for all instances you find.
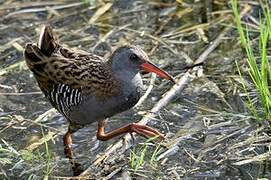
[231,0,271,119]
[130,136,161,172]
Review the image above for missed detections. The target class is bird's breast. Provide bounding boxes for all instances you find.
[67,86,142,126]
[67,73,143,126]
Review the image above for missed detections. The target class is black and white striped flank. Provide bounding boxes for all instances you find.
[47,84,82,116]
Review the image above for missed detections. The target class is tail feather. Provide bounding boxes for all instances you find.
[24,25,58,77]
[24,25,58,92]
[24,43,47,77]
[38,25,58,56]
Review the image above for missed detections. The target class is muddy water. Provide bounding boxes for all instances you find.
[0,0,270,179]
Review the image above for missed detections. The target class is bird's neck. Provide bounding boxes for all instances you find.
[108,58,143,95]
[112,69,142,96]
[113,70,143,110]
[114,69,142,85]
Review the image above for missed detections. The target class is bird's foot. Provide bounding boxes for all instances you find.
[130,123,165,140]
[72,162,84,176]
[97,120,165,141]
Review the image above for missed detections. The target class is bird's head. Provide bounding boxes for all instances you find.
[110,46,175,83]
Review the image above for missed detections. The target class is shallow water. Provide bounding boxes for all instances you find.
[0,0,270,179]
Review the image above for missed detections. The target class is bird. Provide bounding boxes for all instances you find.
[24,25,175,170]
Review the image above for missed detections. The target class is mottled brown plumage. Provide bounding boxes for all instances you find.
[25,29,119,99]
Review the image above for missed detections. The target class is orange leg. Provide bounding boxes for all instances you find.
[63,126,83,176]
[97,119,165,141]
[63,127,74,160]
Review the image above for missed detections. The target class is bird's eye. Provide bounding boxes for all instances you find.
[130,53,138,61]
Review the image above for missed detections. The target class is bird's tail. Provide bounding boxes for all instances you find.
[38,25,58,56]
[24,25,58,83]
[24,25,58,63]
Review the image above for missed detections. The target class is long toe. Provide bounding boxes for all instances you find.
[131,124,165,140]
[136,125,165,137]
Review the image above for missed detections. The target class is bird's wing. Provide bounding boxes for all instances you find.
[25,43,119,96]
[24,44,119,117]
